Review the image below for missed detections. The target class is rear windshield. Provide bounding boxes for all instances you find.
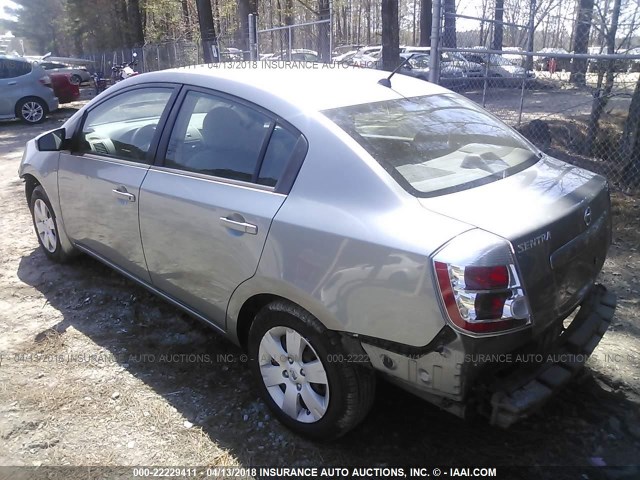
[322,94,538,197]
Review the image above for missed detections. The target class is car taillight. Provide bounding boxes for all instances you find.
[39,76,52,88]
[433,230,531,335]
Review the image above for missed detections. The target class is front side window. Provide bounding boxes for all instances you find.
[322,94,538,196]
[165,91,272,182]
[77,88,173,163]
[0,59,32,79]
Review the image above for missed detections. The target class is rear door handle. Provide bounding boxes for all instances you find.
[220,217,258,235]
[112,188,136,202]
[7,81,17,85]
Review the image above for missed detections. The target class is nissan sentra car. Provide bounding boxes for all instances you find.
[19,66,616,439]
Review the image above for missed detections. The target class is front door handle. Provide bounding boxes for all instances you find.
[112,188,136,202]
[220,217,258,235]
[7,81,17,86]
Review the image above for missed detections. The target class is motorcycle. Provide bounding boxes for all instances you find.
[111,52,139,83]
[91,71,108,95]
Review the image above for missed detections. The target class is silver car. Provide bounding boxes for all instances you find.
[38,61,92,85]
[399,53,466,89]
[19,66,615,439]
[0,54,59,124]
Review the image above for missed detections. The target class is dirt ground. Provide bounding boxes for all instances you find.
[0,95,639,479]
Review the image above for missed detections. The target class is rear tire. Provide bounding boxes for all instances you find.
[17,97,47,124]
[248,300,375,440]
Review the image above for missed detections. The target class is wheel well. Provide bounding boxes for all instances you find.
[23,174,41,207]
[236,293,287,350]
[15,96,48,116]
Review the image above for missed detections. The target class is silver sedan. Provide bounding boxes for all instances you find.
[19,66,615,439]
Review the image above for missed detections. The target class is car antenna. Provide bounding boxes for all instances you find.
[378,53,415,88]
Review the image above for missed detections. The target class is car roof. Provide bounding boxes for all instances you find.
[135,65,447,112]
[0,54,30,63]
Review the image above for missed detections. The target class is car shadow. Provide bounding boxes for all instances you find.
[15,248,640,471]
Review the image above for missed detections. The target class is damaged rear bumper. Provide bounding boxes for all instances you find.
[489,284,616,428]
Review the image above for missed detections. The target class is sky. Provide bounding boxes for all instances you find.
[1,0,17,21]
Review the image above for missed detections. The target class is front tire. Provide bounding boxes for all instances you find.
[30,186,71,262]
[17,97,47,124]
[248,301,376,440]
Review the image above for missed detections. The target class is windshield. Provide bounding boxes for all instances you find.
[322,94,538,196]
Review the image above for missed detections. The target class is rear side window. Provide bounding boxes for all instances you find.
[322,94,538,197]
[258,124,300,187]
[0,58,32,79]
[165,90,272,182]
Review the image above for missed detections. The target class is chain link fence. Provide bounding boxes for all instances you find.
[256,19,331,62]
[83,41,203,77]
[430,5,640,193]
[81,8,640,192]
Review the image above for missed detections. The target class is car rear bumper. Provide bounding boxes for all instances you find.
[489,284,615,427]
[358,284,615,426]
[48,97,59,113]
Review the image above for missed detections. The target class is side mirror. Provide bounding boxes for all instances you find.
[37,128,67,152]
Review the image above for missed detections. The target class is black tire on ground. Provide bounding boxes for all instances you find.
[29,185,73,262]
[70,74,82,85]
[248,300,376,440]
[17,97,47,124]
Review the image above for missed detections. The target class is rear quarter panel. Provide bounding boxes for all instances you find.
[228,112,473,347]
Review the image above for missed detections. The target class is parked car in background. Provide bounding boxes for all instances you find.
[20,66,615,439]
[38,60,91,85]
[48,72,80,104]
[0,54,58,124]
[221,48,243,62]
[534,48,571,72]
[332,50,358,64]
[351,45,381,67]
[269,49,319,62]
[332,44,364,57]
[399,53,466,89]
[463,51,534,86]
[402,47,483,86]
[502,47,525,67]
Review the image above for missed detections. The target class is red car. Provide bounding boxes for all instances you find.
[48,72,80,104]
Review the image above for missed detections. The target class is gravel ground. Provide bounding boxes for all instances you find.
[0,92,639,479]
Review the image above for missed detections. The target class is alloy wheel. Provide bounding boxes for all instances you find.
[22,101,44,123]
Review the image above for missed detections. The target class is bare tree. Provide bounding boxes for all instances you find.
[419,0,432,46]
[442,0,456,47]
[128,0,145,46]
[493,0,504,50]
[381,0,400,71]
[195,0,218,62]
[570,0,594,84]
[584,0,622,153]
[621,74,640,185]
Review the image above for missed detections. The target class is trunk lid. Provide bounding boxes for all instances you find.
[420,156,612,336]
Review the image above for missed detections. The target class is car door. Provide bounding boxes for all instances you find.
[58,85,178,282]
[0,58,29,117]
[139,88,306,328]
